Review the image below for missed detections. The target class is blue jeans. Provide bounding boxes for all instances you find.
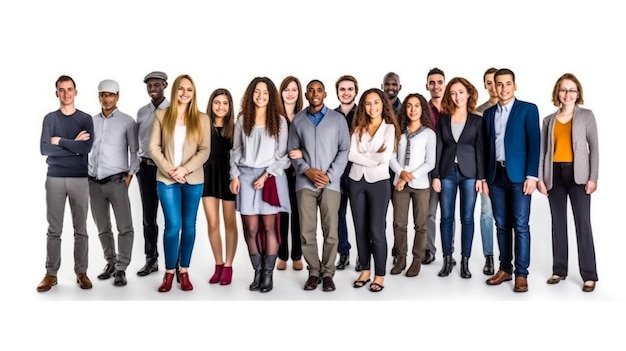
[479,192,494,256]
[157,182,203,270]
[439,166,477,257]
[488,166,531,277]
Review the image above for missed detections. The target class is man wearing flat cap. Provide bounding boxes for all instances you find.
[136,71,169,276]
[89,79,139,286]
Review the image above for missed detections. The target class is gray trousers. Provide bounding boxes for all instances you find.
[426,187,439,254]
[392,187,430,260]
[296,188,340,278]
[45,177,90,276]
[89,179,134,271]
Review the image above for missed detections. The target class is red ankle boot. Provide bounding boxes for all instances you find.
[179,272,193,291]
[220,266,233,285]
[158,272,174,292]
[209,264,224,284]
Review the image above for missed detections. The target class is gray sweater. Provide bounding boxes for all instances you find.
[539,106,599,190]
[287,107,350,193]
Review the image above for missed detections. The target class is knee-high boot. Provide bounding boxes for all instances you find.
[260,255,277,293]
[249,254,263,291]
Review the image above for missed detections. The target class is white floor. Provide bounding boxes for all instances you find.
[13,181,625,349]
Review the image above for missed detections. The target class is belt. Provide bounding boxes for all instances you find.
[497,160,506,168]
[89,172,127,184]
[141,157,156,166]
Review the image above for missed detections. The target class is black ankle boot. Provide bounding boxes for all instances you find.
[483,255,494,276]
[460,256,472,279]
[438,255,453,277]
[260,255,277,293]
[249,254,262,291]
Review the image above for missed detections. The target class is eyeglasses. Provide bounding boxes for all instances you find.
[558,89,578,95]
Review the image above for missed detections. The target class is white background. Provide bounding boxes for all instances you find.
[1,0,624,349]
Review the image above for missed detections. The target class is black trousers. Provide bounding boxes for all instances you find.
[278,167,301,261]
[136,159,160,261]
[548,162,598,281]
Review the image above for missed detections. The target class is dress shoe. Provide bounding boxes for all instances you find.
[113,270,127,286]
[220,266,233,285]
[486,270,513,285]
[460,256,472,279]
[406,259,421,277]
[547,275,566,284]
[76,273,93,289]
[336,254,350,270]
[322,276,336,292]
[137,261,158,276]
[37,275,57,292]
[514,276,528,292]
[158,272,174,292]
[422,250,435,265]
[582,281,596,292]
[97,263,116,280]
[209,264,224,284]
[179,272,193,291]
[483,255,494,276]
[303,275,321,290]
[390,256,406,275]
[438,255,453,277]
[276,259,287,271]
[292,259,303,271]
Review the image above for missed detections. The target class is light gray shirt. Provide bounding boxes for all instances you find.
[89,108,140,179]
[495,99,515,162]
[137,99,169,159]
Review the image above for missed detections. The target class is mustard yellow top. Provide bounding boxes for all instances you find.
[553,119,573,162]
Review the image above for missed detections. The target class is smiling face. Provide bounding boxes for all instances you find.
[305,81,326,112]
[282,81,299,105]
[176,78,194,105]
[253,82,269,108]
[56,80,76,107]
[426,73,445,99]
[98,92,119,116]
[495,73,516,105]
[449,82,468,111]
[212,94,230,119]
[146,78,167,101]
[337,80,356,105]
[557,79,579,109]
[405,96,422,125]
[364,92,383,120]
[382,76,401,100]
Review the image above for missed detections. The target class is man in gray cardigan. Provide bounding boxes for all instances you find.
[288,79,350,292]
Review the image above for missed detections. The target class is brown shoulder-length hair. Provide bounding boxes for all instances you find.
[397,93,434,131]
[162,74,204,144]
[238,77,283,139]
[441,77,479,115]
[551,73,585,107]
[206,88,235,139]
[278,76,303,117]
[352,88,401,149]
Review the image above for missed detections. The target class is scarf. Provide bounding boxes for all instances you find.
[404,125,427,167]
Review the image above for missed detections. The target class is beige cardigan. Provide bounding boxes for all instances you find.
[538,106,599,190]
[148,109,211,185]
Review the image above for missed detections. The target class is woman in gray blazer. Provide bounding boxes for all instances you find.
[538,73,599,292]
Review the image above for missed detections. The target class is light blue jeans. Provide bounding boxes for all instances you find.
[479,192,494,256]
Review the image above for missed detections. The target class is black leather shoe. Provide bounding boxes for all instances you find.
[483,255,494,276]
[322,277,336,292]
[336,254,350,270]
[97,263,116,280]
[303,276,321,290]
[113,270,127,286]
[422,250,435,265]
[137,261,159,276]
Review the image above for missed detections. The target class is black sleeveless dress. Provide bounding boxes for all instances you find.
[202,126,236,201]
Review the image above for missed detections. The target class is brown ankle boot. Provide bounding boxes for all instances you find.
[406,258,422,277]
[390,256,406,275]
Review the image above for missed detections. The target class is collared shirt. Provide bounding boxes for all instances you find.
[137,98,169,159]
[307,105,328,126]
[428,100,441,131]
[392,98,401,112]
[495,98,515,162]
[89,108,140,179]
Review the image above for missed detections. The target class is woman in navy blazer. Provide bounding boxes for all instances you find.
[538,73,599,292]
[431,77,484,278]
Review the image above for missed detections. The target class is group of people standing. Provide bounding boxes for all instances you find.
[36,66,599,295]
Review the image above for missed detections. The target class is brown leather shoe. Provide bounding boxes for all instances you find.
[37,275,58,292]
[292,259,303,271]
[486,270,512,285]
[76,273,93,289]
[276,259,287,270]
[303,276,320,290]
[322,276,336,292]
[514,276,528,292]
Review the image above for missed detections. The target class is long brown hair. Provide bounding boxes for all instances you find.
[352,88,400,149]
[397,93,434,131]
[441,77,478,115]
[206,88,235,139]
[161,74,204,144]
[238,77,283,138]
[278,76,303,118]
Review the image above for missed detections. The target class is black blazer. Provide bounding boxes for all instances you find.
[432,113,484,180]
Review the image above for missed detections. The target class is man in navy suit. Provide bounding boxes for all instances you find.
[482,68,540,293]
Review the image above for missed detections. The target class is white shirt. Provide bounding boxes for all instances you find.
[348,121,396,183]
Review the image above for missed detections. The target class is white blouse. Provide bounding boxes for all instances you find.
[348,121,396,183]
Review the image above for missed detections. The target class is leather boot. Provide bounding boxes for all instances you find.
[209,264,224,284]
[158,272,174,292]
[483,255,494,276]
[249,254,263,291]
[260,255,277,293]
[438,255,453,277]
[390,256,406,275]
[460,256,472,279]
[179,272,193,291]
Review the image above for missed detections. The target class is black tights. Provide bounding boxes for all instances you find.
[242,214,279,256]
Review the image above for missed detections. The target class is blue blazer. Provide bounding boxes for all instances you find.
[483,99,540,183]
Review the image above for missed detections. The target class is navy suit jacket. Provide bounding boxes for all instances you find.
[433,113,484,180]
[483,99,540,184]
